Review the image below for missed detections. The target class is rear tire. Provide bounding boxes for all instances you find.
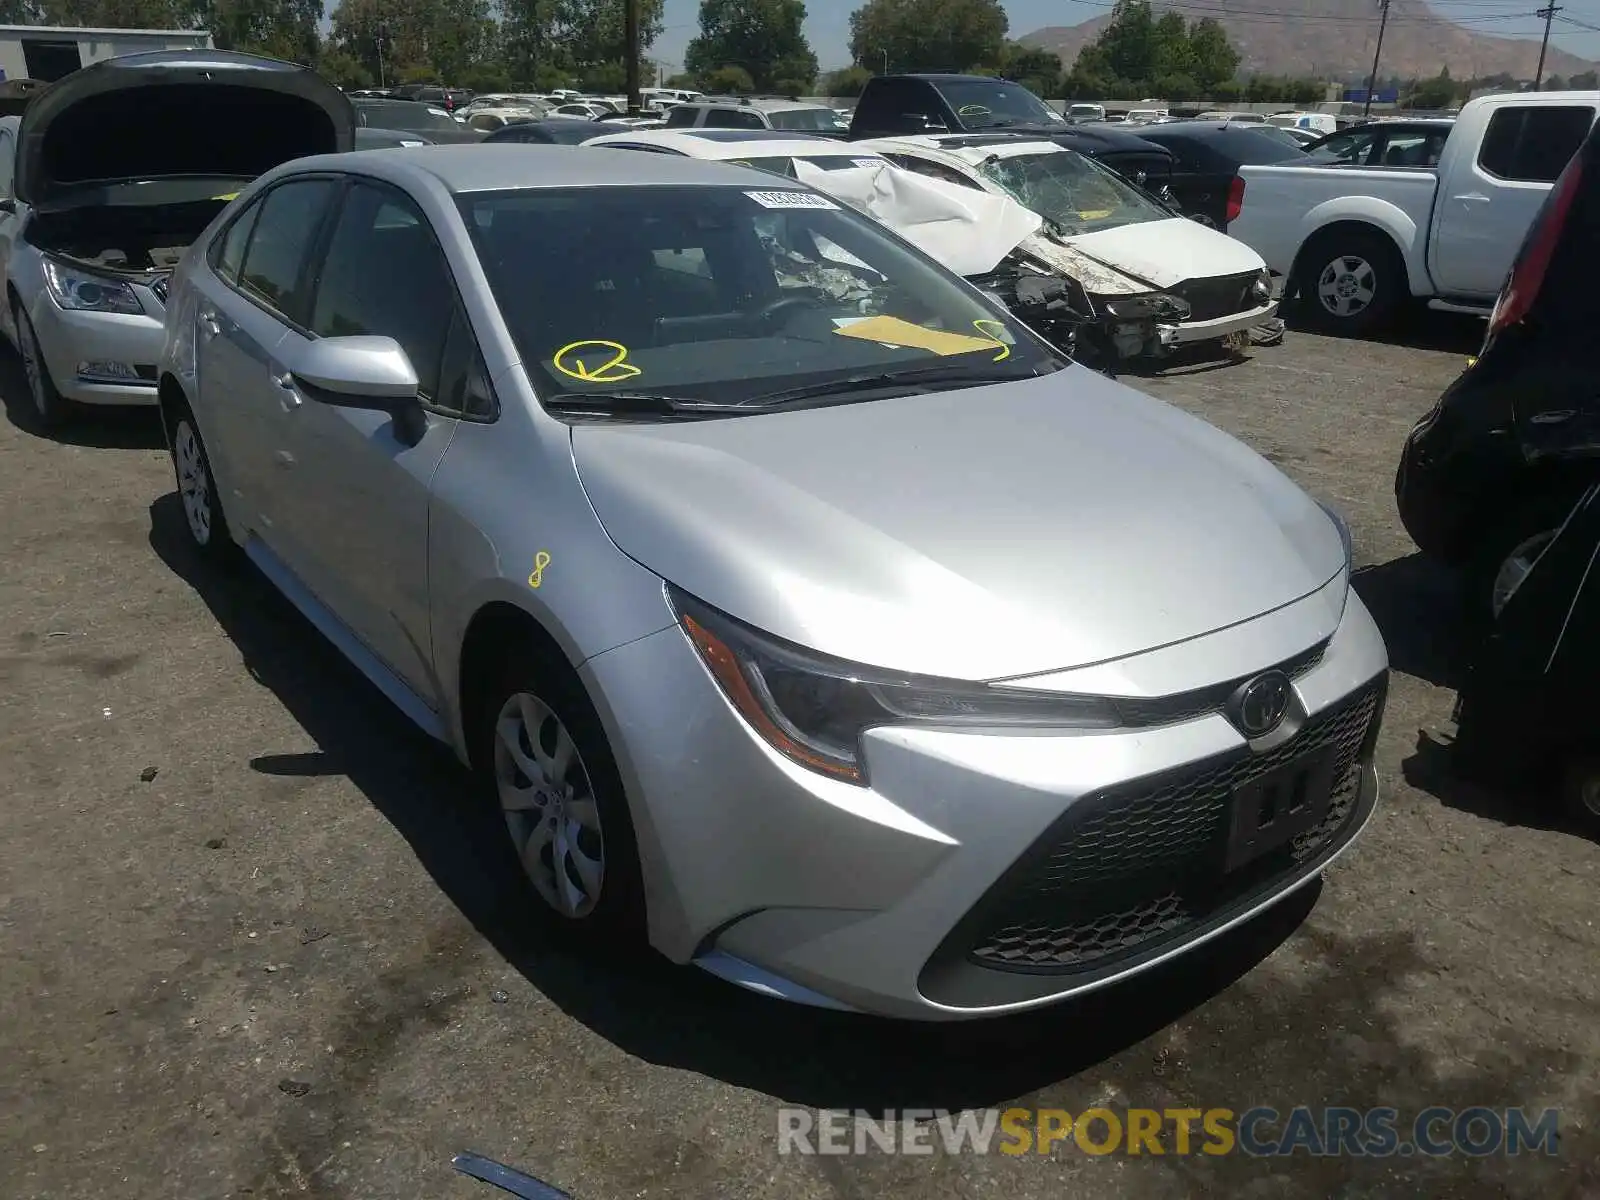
[166,398,238,567]
[13,302,70,430]
[1297,230,1404,336]
[1466,489,1579,628]
[1562,758,1600,832]
[472,646,646,941]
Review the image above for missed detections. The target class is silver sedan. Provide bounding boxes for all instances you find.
[157,145,1388,1020]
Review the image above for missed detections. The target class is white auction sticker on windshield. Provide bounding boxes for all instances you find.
[851,158,883,168]
[745,190,839,210]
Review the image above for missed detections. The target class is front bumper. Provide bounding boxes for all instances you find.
[1159,300,1280,348]
[581,582,1389,1020]
[25,289,164,407]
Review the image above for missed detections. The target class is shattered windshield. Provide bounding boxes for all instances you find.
[978,149,1171,235]
[934,79,1065,129]
[459,185,1053,413]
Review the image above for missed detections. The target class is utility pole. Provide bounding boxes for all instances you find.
[1364,0,1391,119]
[624,0,642,115]
[1535,5,1563,90]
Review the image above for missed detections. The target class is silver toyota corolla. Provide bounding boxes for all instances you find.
[157,145,1388,1021]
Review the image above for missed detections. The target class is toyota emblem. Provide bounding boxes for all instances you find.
[1231,671,1292,738]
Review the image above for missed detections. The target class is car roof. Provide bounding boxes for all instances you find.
[679,97,828,112]
[583,129,853,157]
[284,143,783,193]
[868,134,1063,165]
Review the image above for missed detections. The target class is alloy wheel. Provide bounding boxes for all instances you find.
[494,692,606,918]
[1316,255,1376,318]
[174,419,213,546]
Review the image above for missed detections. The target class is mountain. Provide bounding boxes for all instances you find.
[1020,0,1599,84]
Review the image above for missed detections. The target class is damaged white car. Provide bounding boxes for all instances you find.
[0,50,353,428]
[855,134,1281,361]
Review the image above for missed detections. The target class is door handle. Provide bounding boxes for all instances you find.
[274,371,302,408]
[198,312,221,339]
[1454,193,1491,204]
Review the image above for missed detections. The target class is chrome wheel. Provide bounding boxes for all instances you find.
[1316,255,1376,319]
[494,692,605,919]
[1490,530,1555,619]
[174,418,213,546]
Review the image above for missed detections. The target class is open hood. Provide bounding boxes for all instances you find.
[16,50,355,209]
[791,158,1041,277]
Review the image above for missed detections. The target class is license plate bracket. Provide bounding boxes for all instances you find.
[1225,748,1339,872]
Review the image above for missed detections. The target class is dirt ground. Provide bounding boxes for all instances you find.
[1,316,1595,1199]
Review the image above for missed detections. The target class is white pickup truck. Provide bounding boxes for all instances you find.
[1227,91,1598,334]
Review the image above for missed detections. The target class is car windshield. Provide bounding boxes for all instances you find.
[934,79,1065,129]
[360,103,461,133]
[977,150,1170,234]
[767,107,849,132]
[1249,124,1309,151]
[458,184,1055,413]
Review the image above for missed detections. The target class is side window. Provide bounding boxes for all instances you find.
[665,105,698,127]
[212,196,262,283]
[237,178,337,325]
[704,108,764,129]
[434,303,497,420]
[1480,106,1595,183]
[308,182,456,402]
[0,131,15,198]
[1310,131,1374,165]
[890,154,982,190]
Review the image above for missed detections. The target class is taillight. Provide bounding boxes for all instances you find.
[1489,152,1583,337]
[1225,176,1245,225]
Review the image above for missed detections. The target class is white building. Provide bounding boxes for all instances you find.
[0,25,214,84]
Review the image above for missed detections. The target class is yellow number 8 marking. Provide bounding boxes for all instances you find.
[972,320,1011,363]
[527,550,551,589]
[552,340,642,384]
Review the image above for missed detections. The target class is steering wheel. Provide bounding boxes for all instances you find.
[754,294,817,330]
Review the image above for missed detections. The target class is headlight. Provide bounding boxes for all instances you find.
[1104,292,1191,322]
[1251,270,1272,302]
[671,587,1118,785]
[42,259,143,315]
[1318,500,1354,570]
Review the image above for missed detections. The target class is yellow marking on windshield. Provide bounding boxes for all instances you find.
[972,319,1011,362]
[211,192,240,201]
[1078,209,1113,220]
[552,340,641,383]
[834,315,1004,357]
[527,550,551,589]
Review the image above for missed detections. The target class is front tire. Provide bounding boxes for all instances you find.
[167,401,237,565]
[476,649,645,939]
[13,302,70,429]
[1298,230,1404,336]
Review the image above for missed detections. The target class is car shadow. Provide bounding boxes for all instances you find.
[1352,552,1468,689]
[0,341,166,450]
[1282,300,1484,356]
[1400,728,1589,838]
[147,491,1317,1110]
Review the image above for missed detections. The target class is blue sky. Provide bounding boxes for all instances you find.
[649,0,1600,76]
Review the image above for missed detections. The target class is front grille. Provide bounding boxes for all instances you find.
[1171,272,1261,323]
[957,676,1384,976]
[1114,639,1326,729]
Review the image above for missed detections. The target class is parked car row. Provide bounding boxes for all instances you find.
[5,48,1398,1022]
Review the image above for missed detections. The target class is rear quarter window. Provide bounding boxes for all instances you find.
[1479,105,1596,183]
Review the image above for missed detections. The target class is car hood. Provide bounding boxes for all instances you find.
[16,50,355,209]
[571,367,1346,681]
[1061,218,1266,288]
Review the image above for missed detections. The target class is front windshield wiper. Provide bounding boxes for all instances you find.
[543,391,743,420]
[740,361,1052,408]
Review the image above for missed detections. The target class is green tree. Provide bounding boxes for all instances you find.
[207,0,322,63]
[40,0,199,25]
[847,0,1006,76]
[316,47,371,87]
[1569,70,1597,90]
[1095,0,1156,86]
[1407,67,1458,109]
[1209,78,1242,103]
[685,0,816,93]
[703,63,754,93]
[1151,11,1194,81]
[1288,79,1324,105]
[328,0,495,85]
[1188,17,1238,93]
[1543,74,1568,91]
[820,65,871,96]
[1000,42,1060,97]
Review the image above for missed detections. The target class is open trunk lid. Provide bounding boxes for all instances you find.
[16,50,354,210]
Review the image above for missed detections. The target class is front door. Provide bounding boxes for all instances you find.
[1430,103,1596,299]
[269,181,465,701]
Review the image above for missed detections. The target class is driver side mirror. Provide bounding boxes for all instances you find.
[284,335,427,445]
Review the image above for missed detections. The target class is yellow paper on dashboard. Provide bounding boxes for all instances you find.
[834,315,999,357]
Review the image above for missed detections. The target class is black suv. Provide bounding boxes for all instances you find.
[1395,113,1598,621]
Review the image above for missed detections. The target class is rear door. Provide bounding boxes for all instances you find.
[197,177,339,540]
[1431,101,1597,298]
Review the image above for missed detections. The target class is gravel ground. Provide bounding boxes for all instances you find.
[1,317,1595,1199]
